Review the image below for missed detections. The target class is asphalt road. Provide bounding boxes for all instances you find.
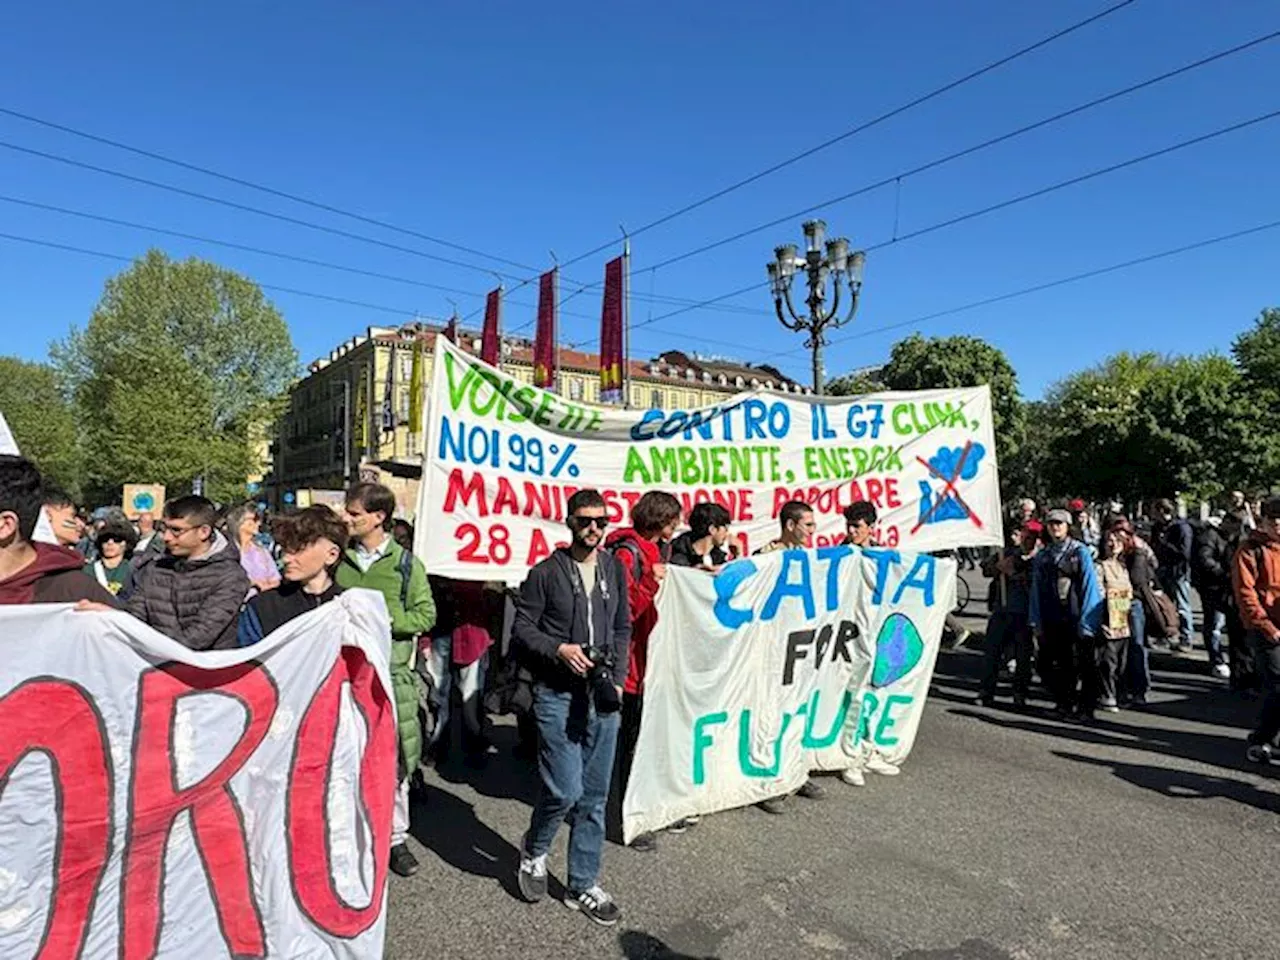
[386,572,1279,959]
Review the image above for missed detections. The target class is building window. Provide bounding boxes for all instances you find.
[650,389,663,410]
[398,388,411,422]
[569,378,584,401]
[399,353,413,380]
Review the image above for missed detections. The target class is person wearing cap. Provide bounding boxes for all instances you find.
[1029,508,1103,720]
[977,520,1041,709]
[1234,497,1280,763]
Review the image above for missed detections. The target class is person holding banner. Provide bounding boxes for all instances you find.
[0,456,117,605]
[754,500,829,810]
[669,502,734,570]
[513,489,631,927]
[843,501,878,549]
[337,482,437,879]
[237,506,347,646]
[605,491,683,853]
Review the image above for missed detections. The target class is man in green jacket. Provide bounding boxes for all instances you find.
[337,482,436,878]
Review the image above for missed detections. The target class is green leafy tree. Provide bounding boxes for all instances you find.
[0,356,80,495]
[54,250,297,505]
[826,368,885,397]
[1231,307,1280,489]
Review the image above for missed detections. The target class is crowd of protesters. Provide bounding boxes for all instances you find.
[4,448,1280,928]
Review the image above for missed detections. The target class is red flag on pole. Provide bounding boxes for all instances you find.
[481,288,501,367]
[599,256,624,404]
[533,268,558,390]
[444,314,460,344]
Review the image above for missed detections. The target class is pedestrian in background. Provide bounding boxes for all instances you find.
[226,502,280,594]
[1030,508,1103,720]
[1192,513,1235,679]
[1235,498,1280,764]
[1106,519,1160,708]
[978,520,1040,710]
[84,519,137,596]
[1152,498,1194,653]
[1094,526,1133,715]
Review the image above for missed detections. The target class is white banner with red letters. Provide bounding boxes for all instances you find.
[0,590,395,960]
[416,336,1001,583]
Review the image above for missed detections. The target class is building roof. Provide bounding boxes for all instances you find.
[333,323,812,393]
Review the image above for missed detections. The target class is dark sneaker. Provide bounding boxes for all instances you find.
[796,778,826,800]
[757,797,787,815]
[517,846,548,903]
[389,843,419,878]
[1246,742,1274,765]
[1012,693,1027,710]
[630,831,658,852]
[976,694,995,708]
[565,885,622,926]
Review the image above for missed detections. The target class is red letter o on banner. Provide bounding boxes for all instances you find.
[288,646,397,937]
[0,679,113,960]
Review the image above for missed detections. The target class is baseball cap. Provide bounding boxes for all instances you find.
[1068,498,1085,512]
[1046,508,1072,525]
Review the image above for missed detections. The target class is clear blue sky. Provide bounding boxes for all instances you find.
[2,0,1277,397]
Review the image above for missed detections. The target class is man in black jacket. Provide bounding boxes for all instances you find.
[124,496,250,650]
[1193,516,1236,679]
[514,489,630,927]
[1152,499,1194,653]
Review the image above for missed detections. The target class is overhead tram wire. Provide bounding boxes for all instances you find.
[0,105,736,318]
[568,105,1280,350]
[640,28,1280,274]
[784,216,1280,358]
[558,0,1140,270]
[0,193,607,322]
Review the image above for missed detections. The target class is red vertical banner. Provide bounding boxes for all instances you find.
[599,256,624,404]
[533,268,558,390]
[480,288,501,367]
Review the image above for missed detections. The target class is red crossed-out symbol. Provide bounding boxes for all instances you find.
[910,440,985,535]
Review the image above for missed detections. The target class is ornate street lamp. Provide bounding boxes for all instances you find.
[767,219,866,395]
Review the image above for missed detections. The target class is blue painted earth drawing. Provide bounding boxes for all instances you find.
[132,491,155,511]
[872,613,924,688]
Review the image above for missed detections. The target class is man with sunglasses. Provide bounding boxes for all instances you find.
[514,489,631,927]
[123,495,250,650]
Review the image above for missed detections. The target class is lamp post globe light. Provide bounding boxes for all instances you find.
[767,219,866,395]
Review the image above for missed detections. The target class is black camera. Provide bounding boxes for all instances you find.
[585,647,621,714]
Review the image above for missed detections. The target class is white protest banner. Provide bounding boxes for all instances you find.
[417,337,1001,583]
[622,548,954,841]
[0,591,395,960]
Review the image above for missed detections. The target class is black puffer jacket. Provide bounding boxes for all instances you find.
[124,531,250,650]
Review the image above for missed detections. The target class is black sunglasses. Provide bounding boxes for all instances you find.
[568,516,608,531]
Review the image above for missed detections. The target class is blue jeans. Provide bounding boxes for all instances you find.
[1201,600,1226,666]
[423,635,488,752]
[525,684,620,892]
[1161,571,1193,645]
[1126,600,1150,700]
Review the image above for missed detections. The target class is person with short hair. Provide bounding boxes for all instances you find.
[238,506,348,646]
[755,500,827,809]
[41,483,83,551]
[758,500,815,554]
[337,481,436,878]
[1235,497,1280,764]
[123,495,250,649]
[1151,498,1194,652]
[843,501,877,549]
[1029,508,1103,719]
[514,489,630,925]
[977,521,1040,710]
[0,456,116,605]
[134,511,160,555]
[391,518,415,553]
[669,502,733,569]
[604,491,683,853]
[84,519,137,596]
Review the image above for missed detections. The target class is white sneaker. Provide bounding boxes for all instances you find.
[1212,663,1231,679]
[841,767,866,787]
[865,755,901,776]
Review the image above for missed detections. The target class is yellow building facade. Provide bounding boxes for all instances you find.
[267,322,808,506]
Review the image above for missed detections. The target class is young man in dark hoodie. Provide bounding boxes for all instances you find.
[0,456,116,606]
[514,489,631,926]
[604,491,682,853]
[669,501,733,570]
[237,506,346,646]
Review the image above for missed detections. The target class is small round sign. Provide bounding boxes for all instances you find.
[132,491,156,512]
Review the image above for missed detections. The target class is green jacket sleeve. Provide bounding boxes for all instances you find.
[388,553,436,639]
